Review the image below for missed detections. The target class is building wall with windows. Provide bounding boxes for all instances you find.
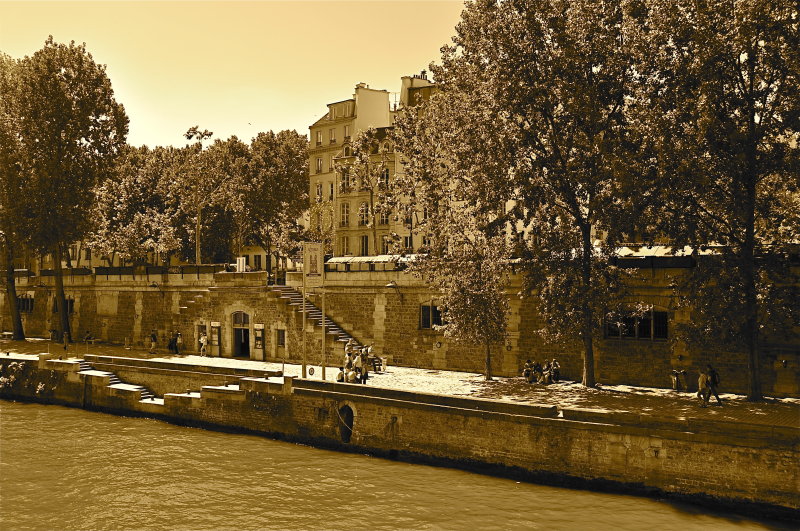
[308,75,435,258]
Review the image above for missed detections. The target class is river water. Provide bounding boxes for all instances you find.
[0,401,790,531]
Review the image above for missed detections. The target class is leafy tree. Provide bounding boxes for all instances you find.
[172,126,216,265]
[393,82,514,380]
[335,128,392,256]
[247,130,308,274]
[89,145,181,265]
[202,136,251,258]
[631,0,800,400]
[412,228,511,381]
[14,37,128,341]
[0,53,25,339]
[409,0,640,386]
[306,200,335,256]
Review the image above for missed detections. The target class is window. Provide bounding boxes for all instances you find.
[381,236,390,255]
[340,236,350,255]
[329,155,335,172]
[316,131,322,146]
[84,248,91,261]
[340,202,349,226]
[254,255,262,271]
[420,304,443,329]
[329,128,336,144]
[605,309,668,340]
[276,329,286,347]
[380,168,390,188]
[328,182,334,201]
[52,297,75,314]
[316,157,323,174]
[17,294,34,313]
[379,210,390,225]
[403,235,413,250]
[244,255,250,266]
[316,183,323,202]
[344,125,350,139]
[360,235,369,256]
[339,169,351,192]
[422,235,431,248]
[233,311,250,326]
[358,202,369,226]
[344,145,351,157]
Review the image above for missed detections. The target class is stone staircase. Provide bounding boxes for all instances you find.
[270,286,362,349]
[78,359,156,401]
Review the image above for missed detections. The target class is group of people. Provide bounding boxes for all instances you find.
[696,364,722,407]
[337,339,372,384]
[522,359,560,384]
[670,365,723,407]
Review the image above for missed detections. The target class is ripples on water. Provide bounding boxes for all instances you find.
[0,401,790,531]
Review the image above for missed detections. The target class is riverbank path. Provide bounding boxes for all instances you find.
[2,337,797,430]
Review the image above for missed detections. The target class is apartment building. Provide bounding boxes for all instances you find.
[309,74,435,257]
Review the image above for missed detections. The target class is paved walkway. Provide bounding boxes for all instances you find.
[2,338,798,430]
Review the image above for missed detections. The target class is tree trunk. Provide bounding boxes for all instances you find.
[743,141,762,401]
[580,225,596,387]
[485,341,492,381]
[370,189,377,255]
[2,234,25,340]
[53,243,71,343]
[195,208,202,265]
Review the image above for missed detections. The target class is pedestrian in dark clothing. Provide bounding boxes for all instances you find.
[707,364,723,405]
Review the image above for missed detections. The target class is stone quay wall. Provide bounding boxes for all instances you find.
[2,265,798,397]
[1,356,797,520]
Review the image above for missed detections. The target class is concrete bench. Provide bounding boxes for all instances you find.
[0,331,13,340]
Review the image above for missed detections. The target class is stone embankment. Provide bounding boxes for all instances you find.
[1,354,797,521]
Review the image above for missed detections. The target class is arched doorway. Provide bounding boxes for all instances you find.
[232,311,250,358]
[338,405,354,443]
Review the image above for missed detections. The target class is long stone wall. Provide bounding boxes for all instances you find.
[2,267,798,396]
[0,357,797,520]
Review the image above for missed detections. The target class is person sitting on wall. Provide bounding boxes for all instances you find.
[354,367,363,384]
[336,367,345,382]
[551,359,561,382]
[541,361,553,384]
[344,353,354,371]
[346,368,358,383]
[522,359,533,381]
[532,360,543,383]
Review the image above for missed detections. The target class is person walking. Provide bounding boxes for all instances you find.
[697,367,711,407]
[149,330,157,354]
[176,332,183,355]
[199,332,208,356]
[707,364,723,405]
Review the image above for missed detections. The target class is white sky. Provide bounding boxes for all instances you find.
[0,0,465,147]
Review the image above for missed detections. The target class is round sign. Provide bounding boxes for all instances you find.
[308,367,315,375]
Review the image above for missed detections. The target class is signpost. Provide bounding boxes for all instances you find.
[302,242,324,379]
